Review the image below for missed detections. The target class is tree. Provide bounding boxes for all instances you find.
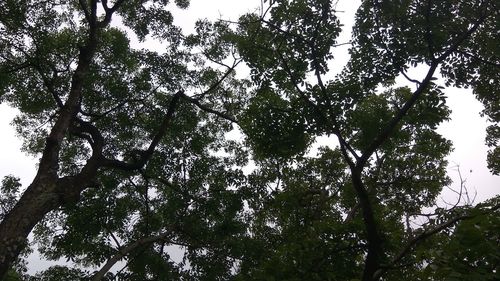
[0,0,245,278]
[230,1,499,280]
[0,0,498,280]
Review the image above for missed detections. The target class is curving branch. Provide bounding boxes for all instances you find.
[79,85,160,121]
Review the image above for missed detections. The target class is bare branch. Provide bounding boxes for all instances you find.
[357,62,439,169]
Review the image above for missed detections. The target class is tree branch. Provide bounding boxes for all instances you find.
[98,0,126,27]
[193,59,241,100]
[425,0,435,61]
[102,91,183,171]
[91,233,171,281]
[456,50,500,68]
[358,13,486,170]
[373,203,500,279]
[351,168,383,281]
[180,93,237,123]
[78,0,91,23]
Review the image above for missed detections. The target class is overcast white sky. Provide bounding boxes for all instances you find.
[0,0,498,274]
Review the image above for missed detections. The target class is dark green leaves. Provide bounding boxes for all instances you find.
[422,198,500,281]
[0,176,21,221]
[240,87,311,159]
[1,0,498,280]
[485,125,500,175]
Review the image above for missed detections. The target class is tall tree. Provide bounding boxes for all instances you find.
[231,0,499,280]
[0,0,245,278]
[0,0,499,280]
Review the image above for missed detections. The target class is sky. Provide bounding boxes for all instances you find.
[0,0,498,274]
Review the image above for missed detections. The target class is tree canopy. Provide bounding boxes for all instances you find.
[0,0,499,280]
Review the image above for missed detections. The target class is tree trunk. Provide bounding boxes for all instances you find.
[350,170,383,281]
[0,176,61,276]
[0,18,99,279]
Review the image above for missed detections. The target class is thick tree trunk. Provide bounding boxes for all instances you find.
[0,176,61,276]
[0,19,99,280]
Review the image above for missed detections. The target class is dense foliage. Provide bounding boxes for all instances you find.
[0,0,498,280]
